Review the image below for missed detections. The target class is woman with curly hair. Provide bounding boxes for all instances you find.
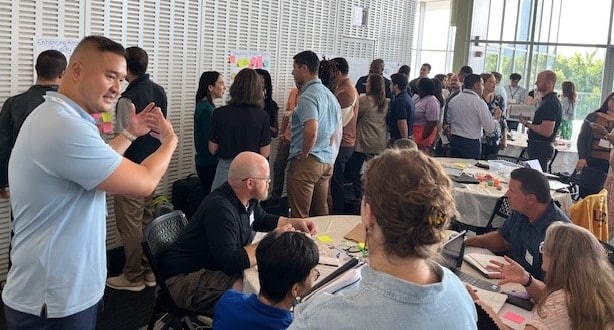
[291,148,477,329]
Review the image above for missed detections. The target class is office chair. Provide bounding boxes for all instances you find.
[480,196,512,234]
[142,210,200,330]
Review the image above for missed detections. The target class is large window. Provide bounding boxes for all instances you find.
[411,0,455,76]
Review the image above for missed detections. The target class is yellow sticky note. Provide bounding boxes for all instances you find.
[317,235,333,243]
[101,112,112,122]
[358,242,365,250]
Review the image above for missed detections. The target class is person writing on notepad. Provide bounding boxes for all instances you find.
[290,148,477,329]
[472,223,614,329]
[465,168,569,281]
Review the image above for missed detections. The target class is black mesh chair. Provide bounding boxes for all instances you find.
[142,210,199,330]
[480,196,512,234]
[600,240,614,269]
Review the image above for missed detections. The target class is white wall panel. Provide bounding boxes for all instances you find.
[0,0,415,283]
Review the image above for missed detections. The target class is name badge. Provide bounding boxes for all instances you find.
[525,250,534,266]
[599,138,612,149]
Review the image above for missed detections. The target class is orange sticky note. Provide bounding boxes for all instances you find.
[502,311,525,324]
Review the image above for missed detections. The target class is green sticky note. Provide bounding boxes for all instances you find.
[101,112,112,122]
[317,235,333,243]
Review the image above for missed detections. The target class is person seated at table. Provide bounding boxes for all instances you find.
[158,151,317,316]
[213,231,319,329]
[290,148,477,329]
[471,222,614,330]
[465,168,570,281]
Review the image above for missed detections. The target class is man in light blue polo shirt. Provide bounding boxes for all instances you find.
[2,36,178,329]
[287,50,341,218]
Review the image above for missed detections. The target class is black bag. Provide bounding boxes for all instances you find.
[172,174,205,220]
[566,167,607,200]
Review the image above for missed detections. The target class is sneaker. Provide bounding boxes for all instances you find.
[144,271,157,287]
[106,274,145,292]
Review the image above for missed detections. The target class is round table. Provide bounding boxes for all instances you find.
[501,133,578,174]
[437,157,573,228]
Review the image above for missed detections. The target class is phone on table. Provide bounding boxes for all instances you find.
[505,294,535,311]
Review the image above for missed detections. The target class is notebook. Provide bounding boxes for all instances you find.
[463,253,508,278]
[440,231,501,292]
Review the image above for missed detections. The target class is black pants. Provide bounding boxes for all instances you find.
[527,140,554,172]
[450,135,481,159]
[330,146,354,214]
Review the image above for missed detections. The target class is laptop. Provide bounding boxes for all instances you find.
[440,231,500,292]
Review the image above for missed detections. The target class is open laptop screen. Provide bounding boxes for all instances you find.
[440,231,466,270]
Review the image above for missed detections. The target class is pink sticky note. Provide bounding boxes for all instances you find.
[502,311,525,324]
[102,122,113,134]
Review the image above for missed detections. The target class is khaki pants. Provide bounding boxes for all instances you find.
[166,269,239,316]
[114,194,154,282]
[287,155,333,218]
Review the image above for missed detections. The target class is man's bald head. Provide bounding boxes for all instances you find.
[228,152,269,183]
[536,70,557,94]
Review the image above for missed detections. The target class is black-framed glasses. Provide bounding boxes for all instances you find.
[312,268,320,281]
[241,177,271,183]
[539,241,544,254]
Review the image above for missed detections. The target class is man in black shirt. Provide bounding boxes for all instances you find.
[0,50,66,199]
[158,151,317,316]
[355,59,393,99]
[520,70,562,172]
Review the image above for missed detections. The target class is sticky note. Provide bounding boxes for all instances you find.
[102,122,113,134]
[317,235,333,243]
[502,311,525,324]
[358,242,365,250]
[101,112,112,122]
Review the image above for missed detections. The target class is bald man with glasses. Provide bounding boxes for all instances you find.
[158,151,317,316]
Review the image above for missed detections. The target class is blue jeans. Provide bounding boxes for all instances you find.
[5,300,101,330]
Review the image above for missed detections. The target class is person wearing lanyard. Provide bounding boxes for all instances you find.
[505,73,528,104]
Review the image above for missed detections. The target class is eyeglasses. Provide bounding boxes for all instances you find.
[539,241,544,254]
[312,268,320,281]
[241,177,271,183]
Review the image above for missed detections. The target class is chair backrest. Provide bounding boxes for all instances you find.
[570,189,609,242]
[485,196,511,231]
[144,210,188,261]
[600,240,614,268]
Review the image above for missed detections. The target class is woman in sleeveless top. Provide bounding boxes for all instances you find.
[559,81,577,140]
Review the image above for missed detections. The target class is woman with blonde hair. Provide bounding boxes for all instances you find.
[291,148,477,329]
[477,222,614,329]
[559,81,577,140]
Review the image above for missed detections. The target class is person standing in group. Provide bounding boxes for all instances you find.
[355,59,393,99]
[287,50,341,218]
[107,46,168,292]
[505,73,528,104]
[559,81,577,140]
[388,73,415,145]
[255,69,279,138]
[520,70,562,172]
[2,35,177,329]
[194,71,225,193]
[412,78,441,153]
[269,83,301,206]
[0,50,66,201]
[329,57,359,214]
[350,74,389,199]
[447,74,499,159]
[209,68,271,191]
[479,73,507,160]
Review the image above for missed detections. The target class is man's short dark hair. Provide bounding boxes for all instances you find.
[331,57,349,75]
[391,73,408,91]
[398,65,410,76]
[293,51,320,74]
[256,231,319,303]
[463,74,482,90]
[422,63,431,71]
[459,65,473,76]
[126,46,148,76]
[73,35,126,61]
[35,50,67,80]
[510,73,522,81]
[510,168,551,203]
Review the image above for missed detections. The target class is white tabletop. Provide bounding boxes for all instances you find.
[436,157,572,228]
[501,133,578,174]
[244,215,533,329]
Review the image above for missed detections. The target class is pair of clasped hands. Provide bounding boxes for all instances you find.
[126,102,176,144]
